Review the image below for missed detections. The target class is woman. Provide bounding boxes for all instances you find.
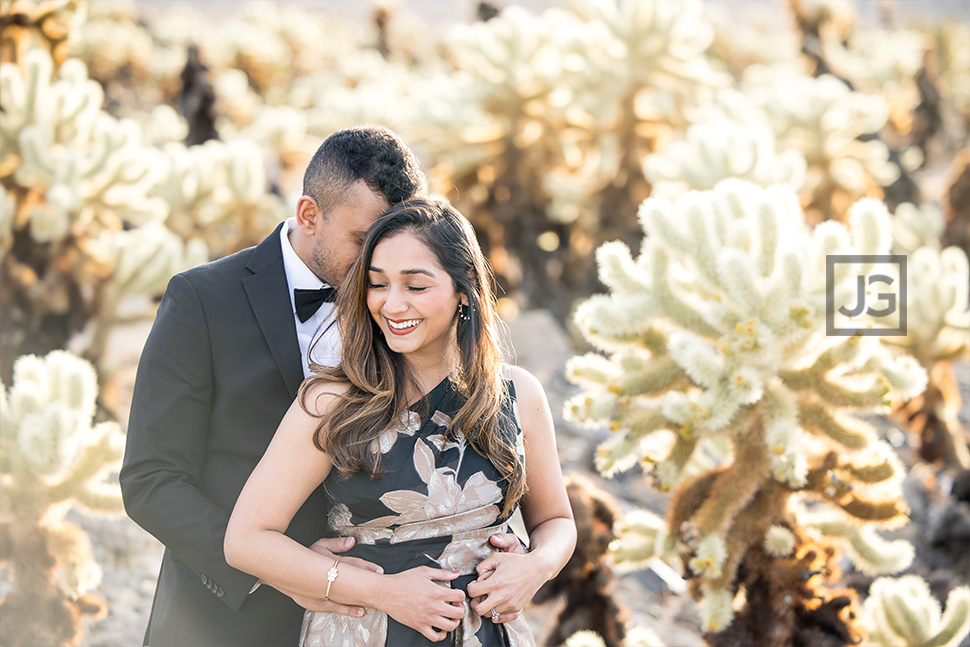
[225,198,576,646]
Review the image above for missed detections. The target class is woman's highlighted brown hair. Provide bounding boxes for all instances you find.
[300,198,526,518]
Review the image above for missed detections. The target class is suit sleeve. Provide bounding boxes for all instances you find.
[120,273,258,612]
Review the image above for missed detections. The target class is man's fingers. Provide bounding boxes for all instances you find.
[310,536,355,554]
[339,555,384,574]
[313,600,366,617]
[488,533,527,554]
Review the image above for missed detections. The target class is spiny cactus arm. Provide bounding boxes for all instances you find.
[609,509,666,570]
[666,469,719,543]
[826,492,908,526]
[699,585,735,632]
[42,422,122,505]
[650,249,722,337]
[574,293,658,346]
[611,357,690,397]
[709,483,788,590]
[653,433,699,490]
[927,586,970,647]
[814,375,892,409]
[803,514,913,575]
[45,520,102,598]
[595,420,673,478]
[596,240,651,295]
[837,457,897,484]
[689,435,772,537]
[834,440,904,485]
[798,401,874,448]
[883,585,940,646]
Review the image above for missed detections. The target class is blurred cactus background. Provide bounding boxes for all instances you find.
[0,0,967,645]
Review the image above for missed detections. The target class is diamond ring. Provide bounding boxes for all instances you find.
[490,608,500,621]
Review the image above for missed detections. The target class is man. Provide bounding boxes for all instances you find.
[122,126,525,646]
[121,126,424,646]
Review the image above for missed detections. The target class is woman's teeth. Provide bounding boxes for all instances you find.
[388,319,420,330]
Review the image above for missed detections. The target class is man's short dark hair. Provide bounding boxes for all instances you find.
[303,125,425,214]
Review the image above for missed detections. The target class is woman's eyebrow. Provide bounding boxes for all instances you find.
[369,266,435,277]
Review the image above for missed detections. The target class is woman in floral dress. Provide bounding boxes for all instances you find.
[225,198,576,646]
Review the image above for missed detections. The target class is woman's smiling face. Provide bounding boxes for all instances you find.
[366,231,464,362]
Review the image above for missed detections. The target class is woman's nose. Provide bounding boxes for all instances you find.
[384,287,409,313]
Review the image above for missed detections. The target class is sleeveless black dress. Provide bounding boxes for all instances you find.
[299,370,535,647]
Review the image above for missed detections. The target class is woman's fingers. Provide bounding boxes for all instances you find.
[423,566,460,581]
[489,610,520,624]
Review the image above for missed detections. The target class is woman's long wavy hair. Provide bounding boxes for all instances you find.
[299,198,526,518]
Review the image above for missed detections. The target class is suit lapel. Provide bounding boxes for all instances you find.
[243,224,304,397]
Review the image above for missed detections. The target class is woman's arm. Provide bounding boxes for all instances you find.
[466,366,577,621]
[224,384,466,641]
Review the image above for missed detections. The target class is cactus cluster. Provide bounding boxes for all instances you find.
[0,350,124,647]
[860,576,970,647]
[0,47,209,381]
[566,179,928,639]
[885,203,970,469]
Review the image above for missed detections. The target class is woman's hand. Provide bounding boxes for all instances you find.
[466,551,549,623]
[379,567,466,642]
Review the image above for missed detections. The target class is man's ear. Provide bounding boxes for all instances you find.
[296,196,320,235]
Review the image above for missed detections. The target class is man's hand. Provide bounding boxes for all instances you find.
[488,532,527,555]
[283,537,383,615]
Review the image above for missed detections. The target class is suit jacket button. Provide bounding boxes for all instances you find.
[201,574,209,586]
[216,587,224,597]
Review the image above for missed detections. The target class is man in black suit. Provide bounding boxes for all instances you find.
[120,126,426,646]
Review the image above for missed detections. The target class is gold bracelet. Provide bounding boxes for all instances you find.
[324,559,339,601]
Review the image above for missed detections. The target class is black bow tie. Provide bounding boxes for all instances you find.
[294,286,337,323]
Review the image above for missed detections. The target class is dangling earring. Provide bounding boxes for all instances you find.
[459,303,471,322]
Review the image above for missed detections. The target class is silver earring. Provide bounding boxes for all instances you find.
[459,304,471,321]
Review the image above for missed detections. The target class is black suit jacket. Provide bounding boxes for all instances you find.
[121,224,330,646]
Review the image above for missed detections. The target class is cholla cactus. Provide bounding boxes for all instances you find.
[885,205,970,468]
[565,627,666,647]
[737,65,899,221]
[0,0,85,66]
[891,202,946,255]
[0,48,167,226]
[642,120,807,199]
[707,4,801,77]
[0,47,209,392]
[820,27,928,136]
[566,179,926,641]
[860,576,970,647]
[0,350,124,647]
[427,0,728,317]
[66,0,183,115]
[150,138,285,257]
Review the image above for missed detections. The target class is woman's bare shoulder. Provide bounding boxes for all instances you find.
[506,365,547,404]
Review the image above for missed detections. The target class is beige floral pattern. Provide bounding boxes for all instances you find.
[369,410,421,455]
[302,371,533,647]
[300,607,387,647]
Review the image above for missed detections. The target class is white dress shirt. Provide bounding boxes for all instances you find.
[280,218,341,377]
